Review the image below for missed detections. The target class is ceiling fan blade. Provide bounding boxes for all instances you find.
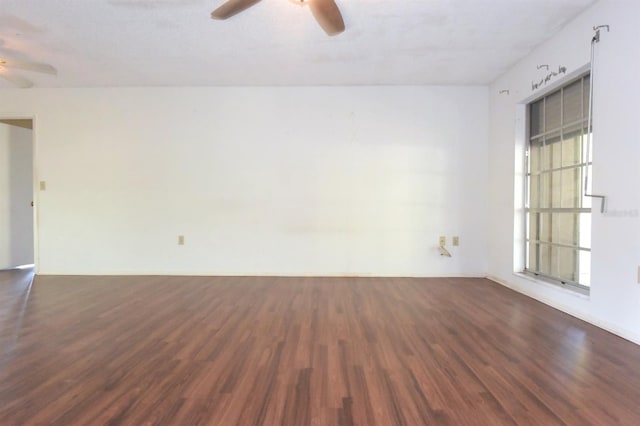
[309,0,345,36]
[0,71,33,88]
[0,59,57,75]
[211,0,262,20]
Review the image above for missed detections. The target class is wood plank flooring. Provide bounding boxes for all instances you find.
[1,269,640,425]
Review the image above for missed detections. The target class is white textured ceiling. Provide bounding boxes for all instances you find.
[0,0,596,88]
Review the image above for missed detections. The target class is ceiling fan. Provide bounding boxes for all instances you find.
[0,58,57,88]
[211,0,345,36]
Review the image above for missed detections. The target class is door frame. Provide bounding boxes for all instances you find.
[1,114,39,273]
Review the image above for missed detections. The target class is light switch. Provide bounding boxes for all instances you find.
[178,235,185,245]
[39,181,46,191]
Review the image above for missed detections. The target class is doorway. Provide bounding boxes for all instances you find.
[0,118,35,271]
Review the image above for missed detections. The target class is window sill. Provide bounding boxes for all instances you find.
[513,272,591,299]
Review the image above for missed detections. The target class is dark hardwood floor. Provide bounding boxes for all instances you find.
[1,269,640,425]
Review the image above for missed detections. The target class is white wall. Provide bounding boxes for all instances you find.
[488,0,640,343]
[0,122,34,269]
[1,86,488,276]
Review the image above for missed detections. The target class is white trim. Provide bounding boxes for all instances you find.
[513,271,590,298]
[487,274,640,346]
[0,114,39,274]
[35,271,486,278]
[32,116,40,274]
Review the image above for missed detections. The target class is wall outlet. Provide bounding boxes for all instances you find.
[178,235,185,245]
[453,236,460,246]
[39,181,46,191]
[439,236,446,246]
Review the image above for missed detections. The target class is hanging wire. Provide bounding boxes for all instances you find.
[584,26,609,213]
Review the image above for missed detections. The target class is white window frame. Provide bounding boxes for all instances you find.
[522,72,592,294]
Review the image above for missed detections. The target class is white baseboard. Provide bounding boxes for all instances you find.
[37,271,485,278]
[487,274,640,346]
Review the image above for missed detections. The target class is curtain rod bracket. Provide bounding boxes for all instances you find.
[592,25,610,43]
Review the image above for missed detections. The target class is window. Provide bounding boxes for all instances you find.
[525,74,592,291]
